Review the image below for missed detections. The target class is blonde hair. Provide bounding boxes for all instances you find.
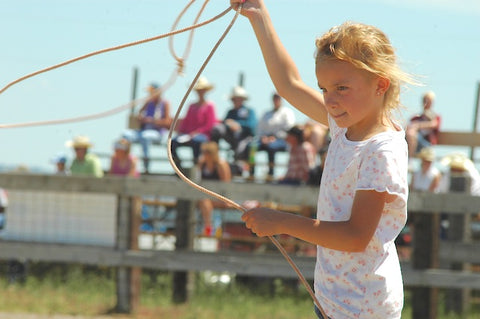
[201,141,220,164]
[423,90,436,101]
[315,22,416,115]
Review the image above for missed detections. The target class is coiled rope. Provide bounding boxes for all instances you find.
[0,3,327,317]
[0,6,231,129]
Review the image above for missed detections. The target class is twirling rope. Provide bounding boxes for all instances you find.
[0,3,327,317]
[162,0,210,92]
[166,4,327,318]
[0,7,230,129]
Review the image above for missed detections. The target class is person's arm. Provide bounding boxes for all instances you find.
[429,172,441,192]
[218,160,232,182]
[154,101,172,129]
[128,157,138,177]
[108,157,115,175]
[231,0,328,125]
[242,189,388,252]
[235,108,257,132]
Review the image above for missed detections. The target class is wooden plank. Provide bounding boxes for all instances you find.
[408,191,480,214]
[439,242,480,264]
[3,241,480,290]
[2,174,480,213]
[437,131,480,147]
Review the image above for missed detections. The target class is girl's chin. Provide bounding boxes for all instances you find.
[333,118,349,128]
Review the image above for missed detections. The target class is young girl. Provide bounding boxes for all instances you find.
[231,1,413,318]
[197,141,232,235]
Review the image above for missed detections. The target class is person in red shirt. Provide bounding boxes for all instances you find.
[406,91,441,158]
[171,77,217,168]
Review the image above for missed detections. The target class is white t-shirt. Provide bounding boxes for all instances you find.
[314,116,408,319]
[257,106,295,139]
[411,165,441,192]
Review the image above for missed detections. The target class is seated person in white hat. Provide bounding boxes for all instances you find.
[438,152,480,196]
[66,135,104,178]
[210,86,257,164]
[249,92,295,178]
[409,147,441,193]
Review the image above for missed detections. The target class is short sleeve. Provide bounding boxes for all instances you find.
[356,142,408,200]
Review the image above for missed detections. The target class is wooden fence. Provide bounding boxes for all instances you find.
[0,173,480,318]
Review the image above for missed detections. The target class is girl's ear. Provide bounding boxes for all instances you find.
[376,77,390,96]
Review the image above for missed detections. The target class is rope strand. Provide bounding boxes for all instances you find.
[166,4,327,318]
[0,7,231,96]
[0,3,327,317]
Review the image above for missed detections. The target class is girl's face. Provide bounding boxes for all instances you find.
[316,59,388,139]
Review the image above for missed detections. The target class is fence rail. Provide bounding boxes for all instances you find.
[0,173,479,317]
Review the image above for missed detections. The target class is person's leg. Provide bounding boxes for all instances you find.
[191,134,209,164]
[197,199,213,235]
[405,124,419,157]
[416,133,431,153]
[139,130,161,173]
[210,123,226,144]
[171,136,184,169]
[266,138,288,176]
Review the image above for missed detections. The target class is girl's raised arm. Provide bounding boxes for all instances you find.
[231,0,328,126]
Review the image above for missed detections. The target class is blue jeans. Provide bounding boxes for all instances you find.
[171,133,209,167]
[123,129,165,172]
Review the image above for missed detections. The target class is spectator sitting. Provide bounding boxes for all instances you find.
[51,153,69,175]
[303,120,329,154]
[406,91,441,158]
[66,135,104,177]
[277,126,316,185]
[109,138,139,177]
[123,82,172,174]
[438,152,480,196]
[307,145,328,186]
[171,77,217,169]
[409,147,441,192]
[248,92,294,179]
[196,141,232,236]
[210,86,257,165]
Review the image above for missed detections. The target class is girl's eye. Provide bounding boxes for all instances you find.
[319,87,327,94]
[338,86,348,91]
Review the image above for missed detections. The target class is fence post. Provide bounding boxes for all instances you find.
[172,168,197,303]
[411,206,440,319]
[115,194,142,313]
[445,174,472,315]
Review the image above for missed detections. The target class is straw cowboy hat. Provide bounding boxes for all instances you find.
[417,147,435,162]
[65,135,93,149]
[229,86,249,100]
[193,77,214,91]
[441,152,475,172]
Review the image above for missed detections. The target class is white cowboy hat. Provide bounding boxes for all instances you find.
[65,135,93,149]
[229,86,249,100]
[417,147,435,162]
[193,77,214,91]
[441,152,475,171]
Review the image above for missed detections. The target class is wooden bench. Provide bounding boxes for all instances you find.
[437,131,480,147]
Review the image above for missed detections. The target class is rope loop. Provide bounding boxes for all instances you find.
[0,3,328,317]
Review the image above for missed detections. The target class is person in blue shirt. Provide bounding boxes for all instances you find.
[123,82,172,174]
[211,86,257,163]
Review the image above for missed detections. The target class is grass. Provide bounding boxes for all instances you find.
[0,262,480,318]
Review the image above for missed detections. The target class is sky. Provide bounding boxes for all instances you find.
[0,0,479,173]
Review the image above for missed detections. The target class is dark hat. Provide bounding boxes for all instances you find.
[287,126,304,141]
